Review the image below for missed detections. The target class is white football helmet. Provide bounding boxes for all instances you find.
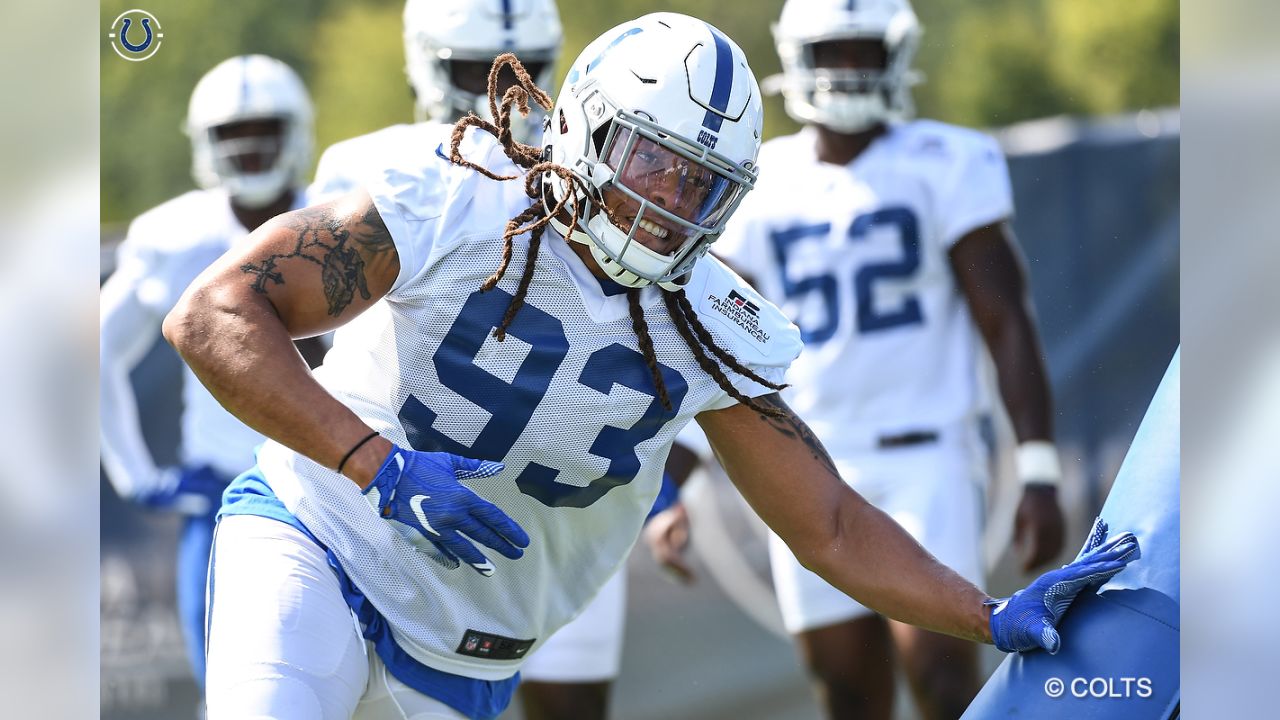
[403,0,562,140]
[772,0,922,132]
[186,55,313,208]
[544,13,763,290]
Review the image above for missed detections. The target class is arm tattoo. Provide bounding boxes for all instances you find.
[240,203,396,317]
[753,393,841,480]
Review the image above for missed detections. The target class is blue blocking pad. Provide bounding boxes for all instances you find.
[963,349,1180,719]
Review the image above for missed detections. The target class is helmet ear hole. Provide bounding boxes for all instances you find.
[590,122,612,157]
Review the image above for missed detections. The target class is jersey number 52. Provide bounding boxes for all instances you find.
[769,206,923,345]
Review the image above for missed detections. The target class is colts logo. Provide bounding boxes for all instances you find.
[696,129,719,150]
[107,9,164,62]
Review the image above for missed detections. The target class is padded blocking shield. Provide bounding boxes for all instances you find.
[962,349,1180,719]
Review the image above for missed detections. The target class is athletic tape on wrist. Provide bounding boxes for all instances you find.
[1016,440,1061,487]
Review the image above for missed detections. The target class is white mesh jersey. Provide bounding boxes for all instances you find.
[256,129,801,680]
[101,189,303,486]
[715,120,1013,457]
[308,122,454,205]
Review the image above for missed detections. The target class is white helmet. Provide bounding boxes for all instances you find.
[772,0,922,132]
[545,13,763,290]
[186,55,313,208]
[403,0,562,139]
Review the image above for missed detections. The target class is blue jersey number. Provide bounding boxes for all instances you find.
[769,206,923,344]
[850,207,923,333]
[399,289,686,508]
[769,222,837,344]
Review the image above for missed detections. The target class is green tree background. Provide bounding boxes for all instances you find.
[102,0,1177,225]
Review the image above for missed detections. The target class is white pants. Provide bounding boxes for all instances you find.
[519,567,626,683]
[205,515,467,720]
[769,437,986,634]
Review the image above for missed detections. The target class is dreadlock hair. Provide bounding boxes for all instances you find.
[447,53,789,419]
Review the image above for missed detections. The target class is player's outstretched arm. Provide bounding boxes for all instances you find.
[698,394,993,643]
[697,394,1141,652]
[162,189,399,486]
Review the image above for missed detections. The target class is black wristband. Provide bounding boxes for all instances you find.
[337,431,381,474]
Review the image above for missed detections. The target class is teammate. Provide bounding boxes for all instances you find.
[164,15,1137,720]
[310,2,622,718]
[651,1,1068,718]
[309,0,561,201]
[100,55,321,691]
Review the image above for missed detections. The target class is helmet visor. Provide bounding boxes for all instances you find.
[602,127,744,230]
[210,119,284,175]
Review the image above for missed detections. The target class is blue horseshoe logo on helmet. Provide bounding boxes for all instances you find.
[119,17,153,53]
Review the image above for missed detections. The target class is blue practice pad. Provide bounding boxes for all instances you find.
[962,349,1180,719]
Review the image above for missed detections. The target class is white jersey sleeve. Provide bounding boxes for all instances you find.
[683,257,802,410]
[932,126,1014,247]
[308,148,361,204]
[366,127,510,294]
[308,133,372,204]
[309,123,445,205]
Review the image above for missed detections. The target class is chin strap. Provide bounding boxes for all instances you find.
[542,176,593,245]
[542,174,699,292]
[547,212,593,247]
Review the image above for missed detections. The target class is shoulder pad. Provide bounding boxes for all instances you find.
[897,119,1003,164]
[373,125,516,219]
[314,122,489,205]
[348,123,448,166]
[681,256,802,370]
[124,190,225,254]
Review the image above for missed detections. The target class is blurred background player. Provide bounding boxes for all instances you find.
[653,0,1066,718]
[99,54,323,692]
[308,3,625,718]
[308,0,562,201]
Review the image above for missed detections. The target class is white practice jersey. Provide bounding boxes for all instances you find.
[715,121,1013,458]
[257,129,801,680]
[100,189,303,491]
[309,122,454,204]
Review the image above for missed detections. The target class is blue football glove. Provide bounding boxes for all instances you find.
[645,472,680,523]
[362,445,530,577]
[988,517,1140,654]
[135,465,227,515]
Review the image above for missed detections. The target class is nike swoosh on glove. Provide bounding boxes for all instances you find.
[362,445,530,576]
[988,516,1141,654]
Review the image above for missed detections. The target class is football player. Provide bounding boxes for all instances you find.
[100,55,322,690]
[309,3,628,718]
[308,0,561,201]
[651,1,1067,718]
[165,15,1136,720]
